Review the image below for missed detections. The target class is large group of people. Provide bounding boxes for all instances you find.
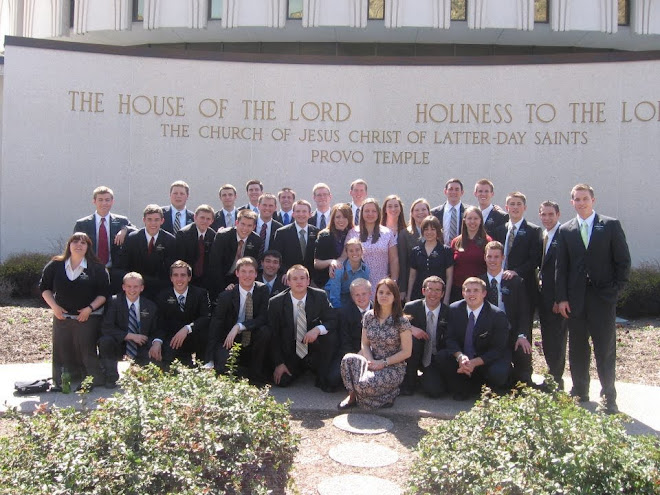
[39,177,630,414]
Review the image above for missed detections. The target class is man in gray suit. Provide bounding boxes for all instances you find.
[556,184,631,414]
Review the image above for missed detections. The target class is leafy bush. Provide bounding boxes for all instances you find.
[618,261,660,317]
[0,252,52,298]
[0,363,298,494]
[409,384,660,494]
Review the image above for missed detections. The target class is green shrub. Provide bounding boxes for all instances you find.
[0,252,53,298]
[409,385,660,494]
[618,261,660,317]
[0,363,298,494]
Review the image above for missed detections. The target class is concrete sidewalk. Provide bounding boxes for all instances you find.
[0,362,657,436]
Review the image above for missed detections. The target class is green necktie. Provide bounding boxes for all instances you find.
[580,221,589,248]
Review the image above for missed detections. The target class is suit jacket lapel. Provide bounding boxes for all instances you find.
[586,213,601,253]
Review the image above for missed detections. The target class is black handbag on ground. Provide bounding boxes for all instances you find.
[14,378,52,395]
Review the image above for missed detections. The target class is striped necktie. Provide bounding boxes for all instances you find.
[295,300,308,358]
[126,303,138,359]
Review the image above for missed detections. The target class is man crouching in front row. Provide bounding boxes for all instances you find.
[205,256,271,384]
[269,264,338,392]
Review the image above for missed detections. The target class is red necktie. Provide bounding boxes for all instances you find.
[148,237,155,255]
[98,217,109,265]
[194,235,205,277]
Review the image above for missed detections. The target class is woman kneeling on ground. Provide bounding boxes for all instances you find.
[339,278,412,409]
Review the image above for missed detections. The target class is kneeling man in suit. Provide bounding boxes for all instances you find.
[206,256,271,383]
[268,264,338,391]
[439,277,511,400]
[98,272,159,387]
[151,261,211,367]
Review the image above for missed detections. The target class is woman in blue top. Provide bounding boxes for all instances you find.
[325,238,370,308]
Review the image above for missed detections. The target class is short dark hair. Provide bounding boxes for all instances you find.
[262,250,282,262]
[539,200,560,214]
[246,179,263,192]
[445,178,464,191]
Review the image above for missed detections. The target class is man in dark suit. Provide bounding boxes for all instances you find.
[206,257,271,382]
[348,179,368,224]
[175,205,216,291]
[473,179,508,237]
[309,183,332,230]
[272,200,320,285]
[74,185,135,293]
[431,178,468,245]
[151,261,211,367]
[538,200,568,390]
[269,265,338,391]
[211,183,239,231]
[556,184,631,414]
[116,204,177,300]
[481,241,533,386]
[439,277,511,400]
[273,187,295,225]
[98,272,159,387]
[161,180,194,234]
[494,191,542,329]
[208,209,263,299]
[328,277,372,389]
[238,179,263,213]
[256,193,283,254]
[259,250,287,297]
[403,275,450,398]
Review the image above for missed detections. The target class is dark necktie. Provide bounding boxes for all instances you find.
[354,207,360,224]
[319,214,326,230]
[126,303,138,359]
[194,235,205,277]
[488,278,499,307]
[174,211,181,233]
[283,212,290,225]
[259,222,268,257]
[299,229,307,258]
[242,292,253,346]
[148,236,155,255]
[464,311,476,359]
[98,217,109,265]
[178,294,185,312]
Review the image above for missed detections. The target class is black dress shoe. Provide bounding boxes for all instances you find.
[104,382,118,390]
[380,401,394,409]
[570,391,589,403]
[596,397,619,415]
[337,397,357,410]
[49,385,62,393]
